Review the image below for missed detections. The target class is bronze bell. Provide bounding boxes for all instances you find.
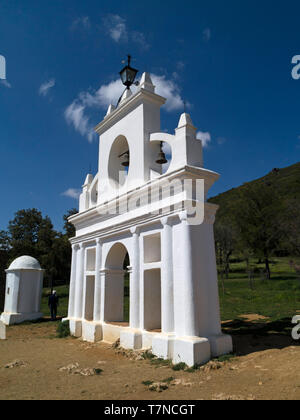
[156,142,168,165]
[121,151,130,167]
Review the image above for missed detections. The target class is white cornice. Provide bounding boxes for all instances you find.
[69,165,219,225]
[94,88,166,136]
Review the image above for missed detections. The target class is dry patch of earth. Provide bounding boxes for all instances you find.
[0,320,299,400]
[239,314,270,322]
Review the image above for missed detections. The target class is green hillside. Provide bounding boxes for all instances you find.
[209,162,300,220]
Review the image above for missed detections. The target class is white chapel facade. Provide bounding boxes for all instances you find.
[66,68,232,367]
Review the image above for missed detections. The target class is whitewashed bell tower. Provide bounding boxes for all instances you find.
[66,59,232,367]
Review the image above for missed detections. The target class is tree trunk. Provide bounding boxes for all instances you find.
[220,269,225,296]
[265,256,271,280]
[225,251,232,280]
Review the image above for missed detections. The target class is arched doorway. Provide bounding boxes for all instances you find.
[103,243,130,325]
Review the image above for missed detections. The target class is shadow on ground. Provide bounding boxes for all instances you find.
[222,317,299,356]
[21,316,63,325]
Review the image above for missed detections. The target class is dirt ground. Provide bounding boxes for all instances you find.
[0,319,299,400]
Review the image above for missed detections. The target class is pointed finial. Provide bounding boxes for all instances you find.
[177,112,195,129]
[140,72,155,92]
[106,104,116,116]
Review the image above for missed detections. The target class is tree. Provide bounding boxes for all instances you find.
[0,230,10,311]
[8,208,44,260]
[282,199,300,257]
[215,221,236,279]
[63,208,78,239]
[234,180,286,279]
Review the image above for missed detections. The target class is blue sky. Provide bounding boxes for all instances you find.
[0,0,299,232]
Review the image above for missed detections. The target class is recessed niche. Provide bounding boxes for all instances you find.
[144,233,161,263]
[86,248,96,272]
[84,276,95,321]
[144,269,161,331]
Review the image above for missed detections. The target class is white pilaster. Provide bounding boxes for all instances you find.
[100,269,106,322]
[9,272,20,315]
[93,238,102,322]
[129,227,140,329]
[161,217,174,333]
[68,244,77,319]
[35,271,43,313]
[74,243,85,319]
[178,212,198,337]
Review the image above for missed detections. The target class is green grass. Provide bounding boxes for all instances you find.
[41,285,69,319]
[172,362,187,371]
[56,320,70,338]
[142,380,154,386]
[162,376,175,383]
[219,257,300,322]
[213,354,236,363]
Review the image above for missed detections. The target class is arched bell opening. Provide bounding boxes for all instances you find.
[108,135,130,189]
[150,140,172,178]
[90,180,98,207]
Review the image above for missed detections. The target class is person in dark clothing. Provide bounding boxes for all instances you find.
[48,290,59,321]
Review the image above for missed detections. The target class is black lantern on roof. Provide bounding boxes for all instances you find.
[119,55,139,90]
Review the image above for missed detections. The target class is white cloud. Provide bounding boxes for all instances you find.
[217,137,226,145]
[162,142,172,156]
[79,79,123,108]
[105,14,127,43]
[61,188,81,199]
[151,75,184,111]
[64,73,185,141]
[203,28,211,41]
[64,101,95,143]
[39,79,55,96]
[131,31,150,50]
[0,80,11,88]
[176,61,185,71]
[103,14,149,49]
[197,131,211,148]
[71,16,91,31]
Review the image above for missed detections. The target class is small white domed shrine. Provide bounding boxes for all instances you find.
[1,256,44,325]
[9,256,42,270]
[65,59,232,366]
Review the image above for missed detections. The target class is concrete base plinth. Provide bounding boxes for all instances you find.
[102,323,124,343]
[82,321,102,343]
[120,328,142,349]
[142,331,155,349]
[0,321,6,339]
[69,319,82,337]
[173,337,211,367]
[209,334,233,357]
[152,333,175,359]
[0,312,43,326]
